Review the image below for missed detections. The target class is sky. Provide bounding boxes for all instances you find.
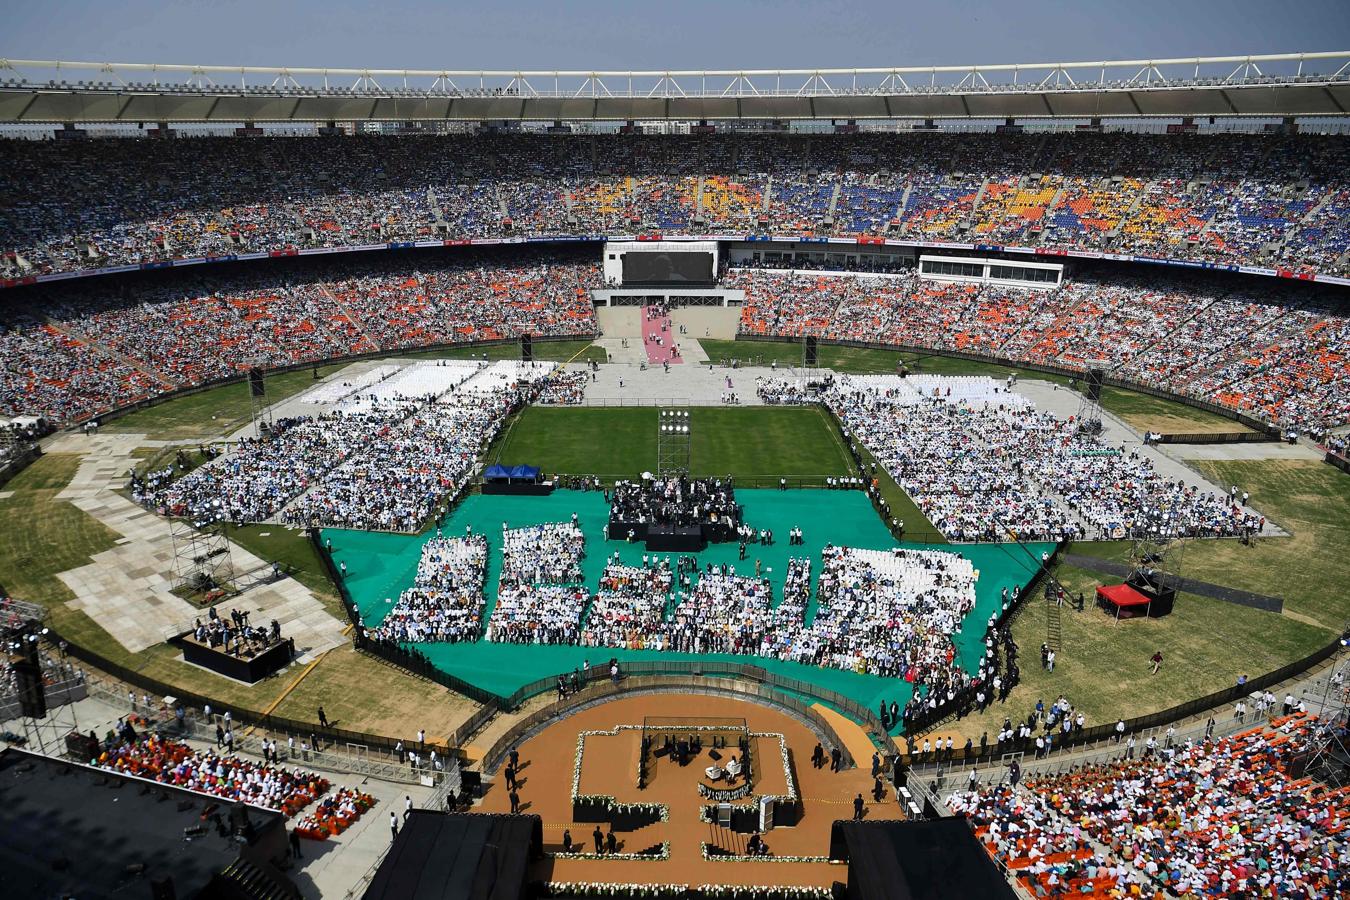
[5,0,1349,72]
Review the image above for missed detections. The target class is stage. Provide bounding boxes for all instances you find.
[177,633,295,682]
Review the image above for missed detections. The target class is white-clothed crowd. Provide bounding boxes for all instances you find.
[369,535,487,644]
[155,361,546,532]
[486,522,588,644]
[808,374,1263,542]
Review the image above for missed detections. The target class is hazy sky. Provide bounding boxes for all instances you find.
[7,0,1350,71]
[6,0,1349,71]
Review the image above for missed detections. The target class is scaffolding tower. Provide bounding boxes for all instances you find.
[248,364,273,438]
[170,516,236,595]
[657,408,691,477]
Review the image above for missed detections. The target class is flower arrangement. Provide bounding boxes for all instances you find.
[699,843,831,863]
[545,882,688,897]
[695,887,833,899]
[552,842,670,861]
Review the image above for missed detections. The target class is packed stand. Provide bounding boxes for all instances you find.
[946,714,1349,899]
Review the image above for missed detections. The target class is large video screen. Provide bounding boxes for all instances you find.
[622,251,714,285]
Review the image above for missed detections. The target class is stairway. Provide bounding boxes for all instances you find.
[694,175,706,222]
[896,184,912,222]
[318,283,382,351]
[825,182,842,225]
[1044,591,1063,653]
[213,857,301,900]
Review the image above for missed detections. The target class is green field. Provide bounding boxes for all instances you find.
[99,339,603,441]
[101,368,322,440]
[495,404,856,483]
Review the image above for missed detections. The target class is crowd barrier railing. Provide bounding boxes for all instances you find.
[900,638,1344,769]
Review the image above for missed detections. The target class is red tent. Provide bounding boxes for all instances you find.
[1096,583,1153,620]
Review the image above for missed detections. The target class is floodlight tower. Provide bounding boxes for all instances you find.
[657,409,691,477]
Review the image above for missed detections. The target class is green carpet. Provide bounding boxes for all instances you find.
[325,489,1051,733]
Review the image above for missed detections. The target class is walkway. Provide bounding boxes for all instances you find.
[45,431,347,661]
[641,305,683,364]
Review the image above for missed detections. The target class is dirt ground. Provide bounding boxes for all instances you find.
[479,693,899,887]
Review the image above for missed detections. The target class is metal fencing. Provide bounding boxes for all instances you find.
[901,640,1344,771]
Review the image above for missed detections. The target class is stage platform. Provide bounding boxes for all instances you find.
[176,634,295,682]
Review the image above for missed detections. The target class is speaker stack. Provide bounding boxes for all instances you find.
[10,632,46,720]
[1085,368,1104,403]
[804,336,818,366]
[520,333,533,363]
[248,367,266,398]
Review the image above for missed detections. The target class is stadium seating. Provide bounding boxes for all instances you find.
[3,133,1350,278]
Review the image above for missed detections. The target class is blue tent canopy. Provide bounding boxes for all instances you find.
[483,464,512,482]
[508,465,541,481]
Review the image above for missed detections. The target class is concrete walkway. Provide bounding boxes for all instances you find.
[45,432,347,661]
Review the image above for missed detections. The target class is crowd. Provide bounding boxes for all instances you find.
[801,373,1266,542]
[4,133,1349,279]
[734,266,1349,435]
[94,733,333,818]
[368,535,488,644]
[154,361,545,531]
[788,546,977,695]
[0,248,598,425]
[609,475,741,532]
[946,714,1348,898]
[5,249,1346,436]
[579,556,673,649]
[486,522,588,644]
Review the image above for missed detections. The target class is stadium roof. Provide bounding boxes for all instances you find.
[1,52,1349,122]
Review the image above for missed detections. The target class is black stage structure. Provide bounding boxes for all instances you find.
[175,632,296,682]
[0,747,297,900]
[830,817,1017,900]
[364,810,541,900]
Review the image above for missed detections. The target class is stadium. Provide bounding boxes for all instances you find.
[1,33,1349,900]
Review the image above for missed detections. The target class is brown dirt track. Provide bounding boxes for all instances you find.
[479,693,900,888]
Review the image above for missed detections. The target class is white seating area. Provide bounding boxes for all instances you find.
[780,546,977,684]
[298,364,401,405]
[368,535,488,644]
[336,360,483,412]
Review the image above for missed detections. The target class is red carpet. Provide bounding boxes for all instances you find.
[641,306,683,364]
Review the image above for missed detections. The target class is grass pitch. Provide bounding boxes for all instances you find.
[495,404,855,483]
